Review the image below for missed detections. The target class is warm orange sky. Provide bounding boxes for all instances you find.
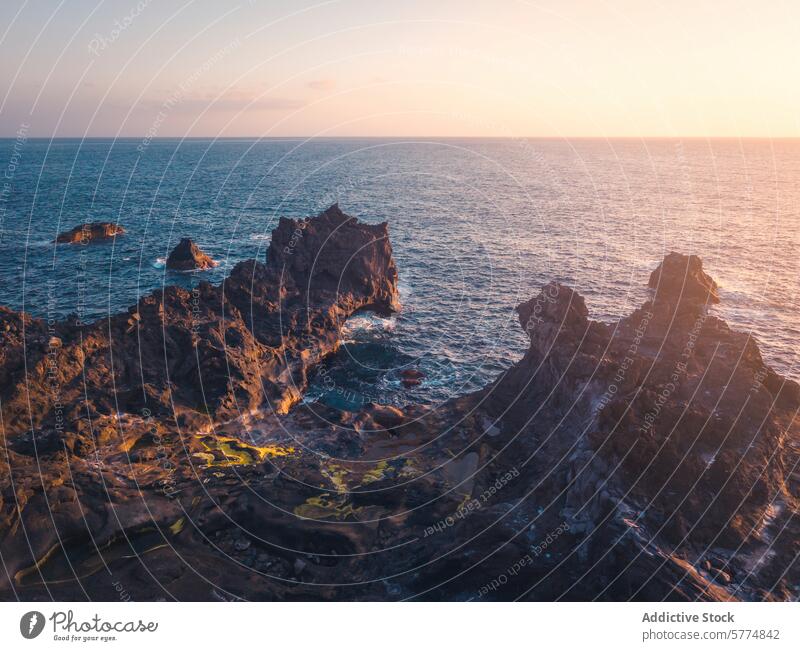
[1,0,798,137]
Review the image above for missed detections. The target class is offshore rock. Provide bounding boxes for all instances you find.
[55,221,125,243]
[400,369,425,387]
[166,238,217,271]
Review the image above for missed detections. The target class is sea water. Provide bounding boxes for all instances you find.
[1,137,797,407]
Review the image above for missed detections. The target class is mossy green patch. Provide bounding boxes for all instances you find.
[193,435,295,468]
[320,459,393,492]
[294,493,362,521]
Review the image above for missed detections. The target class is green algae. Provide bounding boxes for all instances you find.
[192,435,295,468]
[320,459,393,493]
[294,493,363,521]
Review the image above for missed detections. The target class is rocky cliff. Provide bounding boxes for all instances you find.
[1,211,797,602]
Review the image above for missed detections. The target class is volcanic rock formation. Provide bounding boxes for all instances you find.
[166,238,217,271]
[55,221,125,243]
[1,208,798,602]
[1,205,398,437]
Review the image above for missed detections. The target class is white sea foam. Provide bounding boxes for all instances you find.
[342,314,396,337]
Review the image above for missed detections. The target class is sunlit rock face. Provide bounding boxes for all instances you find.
[1,205,400,435]
[0,220,797,602]
[55,221,125,243]
[266,203,399,314]
[648,251,720,307]
[166,238,217,271]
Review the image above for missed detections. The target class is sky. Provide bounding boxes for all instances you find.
[0,0,798,138]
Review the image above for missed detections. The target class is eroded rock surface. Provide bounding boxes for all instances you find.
[1,229,798,602]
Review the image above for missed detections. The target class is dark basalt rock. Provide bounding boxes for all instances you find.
[649,251,720,306]
[1,227,798,603]
[0,206,399,437]
[166,238,217,271]
[400,369,425,387]
[267,203,399,314]
[55,221,125,243]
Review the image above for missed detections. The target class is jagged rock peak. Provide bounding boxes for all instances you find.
[266,204,399,312]
[648,251,719,306]
[166,238,217,271]
[516,282,590,353]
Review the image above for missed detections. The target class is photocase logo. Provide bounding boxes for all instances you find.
[20,611,45,639]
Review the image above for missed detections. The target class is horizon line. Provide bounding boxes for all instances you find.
[2,135,800,141]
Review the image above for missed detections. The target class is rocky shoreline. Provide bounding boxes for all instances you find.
[1,205,798,601]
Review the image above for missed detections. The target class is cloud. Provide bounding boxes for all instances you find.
[306,79,335,91]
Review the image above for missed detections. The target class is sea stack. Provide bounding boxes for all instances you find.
[166,238,217,271]
[267,203,400,314]
[55,222,125,243]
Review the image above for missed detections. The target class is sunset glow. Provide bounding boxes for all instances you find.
[2,0,800,629]
[1,0,798,138]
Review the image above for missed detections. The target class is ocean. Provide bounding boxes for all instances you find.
[1,137,798,409]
